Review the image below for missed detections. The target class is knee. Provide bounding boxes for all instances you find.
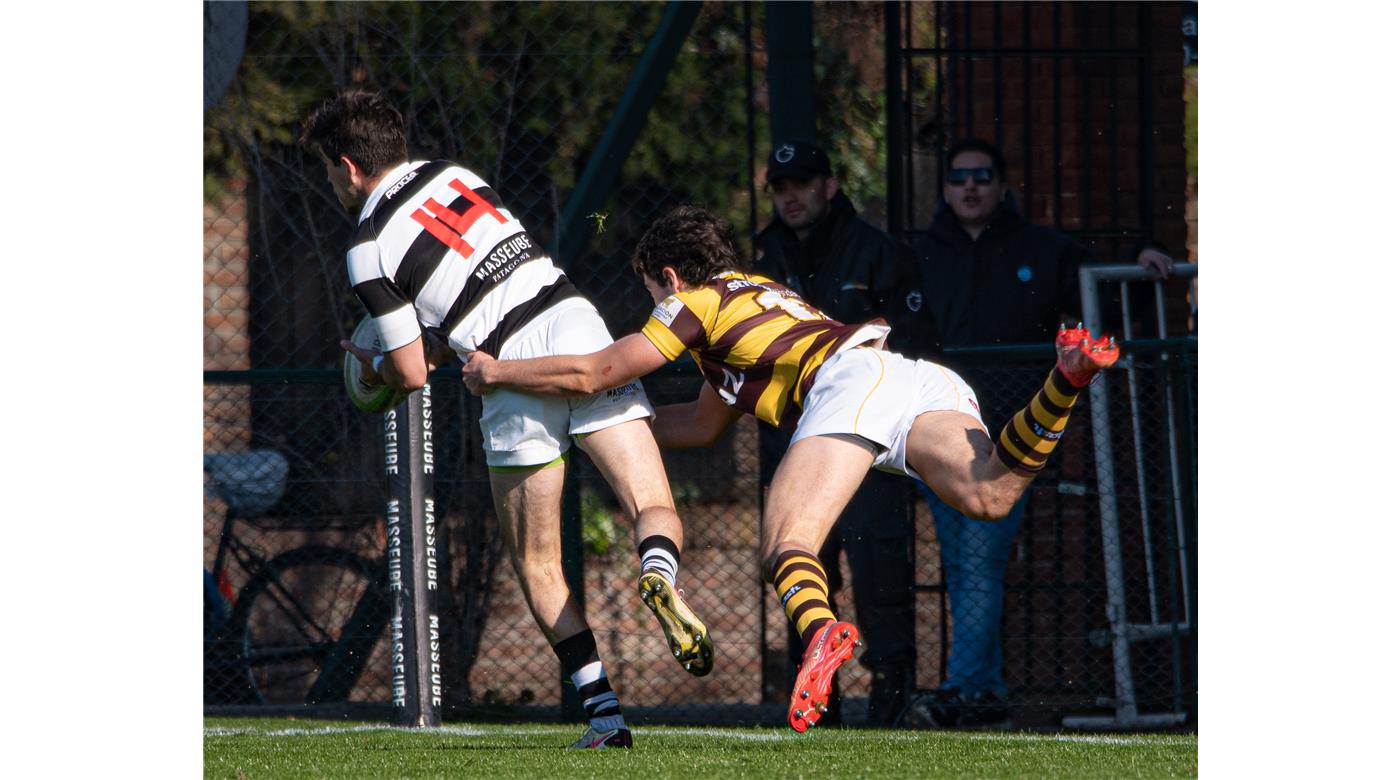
[635,503,679,524]
[955,486,1017,522]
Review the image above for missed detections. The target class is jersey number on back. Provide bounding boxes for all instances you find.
[755,290,823,321]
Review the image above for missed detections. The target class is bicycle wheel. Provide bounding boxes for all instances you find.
[224,546,391,706]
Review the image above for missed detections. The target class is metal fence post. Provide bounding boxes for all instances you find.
[384,383,442,727]
[1063,263,1195,730]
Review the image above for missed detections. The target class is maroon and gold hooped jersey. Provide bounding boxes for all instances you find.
[640,271,889,429]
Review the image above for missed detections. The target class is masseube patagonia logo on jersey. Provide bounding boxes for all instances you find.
[651,295,685,326]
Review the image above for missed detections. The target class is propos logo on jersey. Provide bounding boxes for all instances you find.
[384,170,419,201]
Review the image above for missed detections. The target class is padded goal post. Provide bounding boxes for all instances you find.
[383,384,442,727]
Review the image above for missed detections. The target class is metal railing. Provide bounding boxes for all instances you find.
[1065,262,1197,729]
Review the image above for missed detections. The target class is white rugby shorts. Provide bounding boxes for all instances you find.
[477,298,653,467]
[791,347,987,482]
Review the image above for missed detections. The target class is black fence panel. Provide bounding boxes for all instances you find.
[205,1,1195,727]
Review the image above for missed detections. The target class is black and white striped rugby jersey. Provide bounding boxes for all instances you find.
[347,160,581,357]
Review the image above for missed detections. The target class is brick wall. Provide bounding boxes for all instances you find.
[204,180,253,453]
[204,181,253,548]
[906,2,1190,327]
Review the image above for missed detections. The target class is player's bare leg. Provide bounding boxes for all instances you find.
[490,462,632,748]
[489,463,586,643]
[905,411,1025,519]
[760,434,874,731]
[577,419,713,676]
[907,325,1121,520]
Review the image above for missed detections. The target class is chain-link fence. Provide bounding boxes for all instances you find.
[204,1,1196,727]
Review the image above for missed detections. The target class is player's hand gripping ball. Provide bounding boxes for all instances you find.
[343,316,408,413]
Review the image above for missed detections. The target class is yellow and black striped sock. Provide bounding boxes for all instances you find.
[995,366,1082,475]
[769,549,836,647]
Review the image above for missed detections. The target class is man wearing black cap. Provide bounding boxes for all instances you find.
[753,141,917,726]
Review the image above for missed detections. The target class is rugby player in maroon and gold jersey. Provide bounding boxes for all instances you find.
[462,205,1118,733]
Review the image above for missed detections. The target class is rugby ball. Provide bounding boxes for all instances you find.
[343,316,408,413]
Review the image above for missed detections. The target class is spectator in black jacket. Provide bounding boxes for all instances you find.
[753,141,916,726]
[889,138,1085,729]
[890,138,1176,728]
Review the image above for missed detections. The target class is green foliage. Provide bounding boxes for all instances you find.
[812,5,888,209]
[200,1,953,356]
[670,479,704,506]
[203,2,895,254]
[580,487,622,557]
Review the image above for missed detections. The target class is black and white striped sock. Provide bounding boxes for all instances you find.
[638,534,679,588]
[553,629,625,732]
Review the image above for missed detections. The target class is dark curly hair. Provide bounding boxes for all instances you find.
[631,205,745,286]
[299,90,409,177]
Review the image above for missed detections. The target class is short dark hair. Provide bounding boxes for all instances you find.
[632,205,743,287]
[299,90,409,177]
[945,138,1006,181]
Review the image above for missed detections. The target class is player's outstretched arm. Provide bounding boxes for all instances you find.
[462,332,669,398]
[653,383,744,449]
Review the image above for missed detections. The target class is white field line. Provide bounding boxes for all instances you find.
[963,733,1195,746]
[643,728,790,742]
[204,725,489,738]
[204,724,1191,747]
[205,724,791,741]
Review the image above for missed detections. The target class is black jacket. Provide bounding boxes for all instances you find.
[888,202,1090,359]
[752,191,908,326]
[751,191,910,483]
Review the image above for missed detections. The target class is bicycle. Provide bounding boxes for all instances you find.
[203,449,393,707]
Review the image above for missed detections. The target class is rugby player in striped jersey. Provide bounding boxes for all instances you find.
[301,92,713,749]
[461,205,1118,733]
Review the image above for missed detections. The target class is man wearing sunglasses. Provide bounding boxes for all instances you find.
[888,138,1083,730]
[890,138,1172,729]
[751,141,918,727]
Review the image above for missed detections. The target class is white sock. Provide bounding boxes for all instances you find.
[641,546,678,587]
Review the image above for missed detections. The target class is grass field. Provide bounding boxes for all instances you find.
[204,717,1197,778]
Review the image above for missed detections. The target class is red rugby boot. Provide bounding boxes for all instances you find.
[789,621,861,733]
[1056,324,1120,388]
